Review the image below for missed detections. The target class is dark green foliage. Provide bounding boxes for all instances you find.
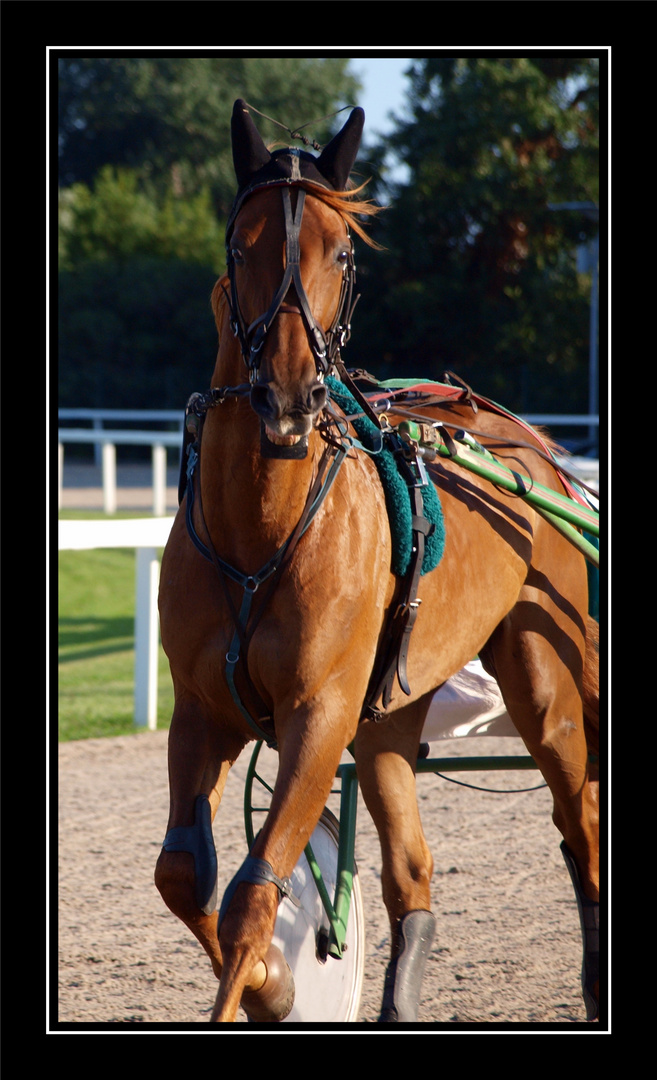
[56,55,601,426]
[349,57,600,420]
[58,57,360,213]
[58,258,219,409]
[57,56,362,411]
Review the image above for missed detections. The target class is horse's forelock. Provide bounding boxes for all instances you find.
[300,180,384,249]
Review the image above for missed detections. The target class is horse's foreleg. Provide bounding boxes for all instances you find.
[354,696,436,1023]
[212,703,355,1023]
[154,701,267,993]
[210,881,292,1024]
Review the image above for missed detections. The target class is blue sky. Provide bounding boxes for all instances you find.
[347,57,413,138]
[345,57,415,181]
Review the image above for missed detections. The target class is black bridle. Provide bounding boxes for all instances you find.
[225,184,358,382]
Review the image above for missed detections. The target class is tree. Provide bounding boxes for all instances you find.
[58,57,361,214]
[58,166,224,271]
[349,56,601,421]
[58,257,219,410]
[57,57,362,409]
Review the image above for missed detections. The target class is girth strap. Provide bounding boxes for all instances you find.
[362,437,434,719]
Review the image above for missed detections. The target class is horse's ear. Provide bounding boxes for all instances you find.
[317,107,365,191]
[231,99,271,189]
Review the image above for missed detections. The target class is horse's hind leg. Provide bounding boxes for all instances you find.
[354,695,437,1023]
[481,588,600,1020]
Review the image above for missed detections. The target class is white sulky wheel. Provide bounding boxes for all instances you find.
[269,808,365,1023]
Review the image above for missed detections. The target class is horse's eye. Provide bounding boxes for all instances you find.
[337,248,351,266]
[230,247,244,264]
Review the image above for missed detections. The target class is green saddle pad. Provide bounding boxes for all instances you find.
[326,377,445,578]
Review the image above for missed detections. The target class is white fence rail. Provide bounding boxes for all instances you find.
[58,409,599,727]
[58,409,599,515]
[58,517,175,729]
[58,409,183,463]
[58,434,599,733]
[58,430,181,515]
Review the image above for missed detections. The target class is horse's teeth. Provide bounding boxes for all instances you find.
[265,427,301,446]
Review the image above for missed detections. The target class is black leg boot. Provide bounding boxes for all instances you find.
[561,841,600,1021]
[378,909,436,1022]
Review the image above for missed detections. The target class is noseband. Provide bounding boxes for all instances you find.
[225,185,358,382]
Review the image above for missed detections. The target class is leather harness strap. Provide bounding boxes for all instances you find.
[361,442,434,720]
[180,180,437,742]
[183,403,350,749]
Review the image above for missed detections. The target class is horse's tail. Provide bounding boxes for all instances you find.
[582,615,600,762]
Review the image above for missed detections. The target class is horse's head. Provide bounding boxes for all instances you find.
[225,100,365,455]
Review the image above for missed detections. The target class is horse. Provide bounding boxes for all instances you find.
[155,99,600,1024]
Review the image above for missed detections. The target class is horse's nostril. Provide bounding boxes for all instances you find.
[251,379,327,422]
[250,383,278,419]
[309,382,328,412]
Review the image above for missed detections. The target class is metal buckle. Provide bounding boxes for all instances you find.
[394,597,422,621]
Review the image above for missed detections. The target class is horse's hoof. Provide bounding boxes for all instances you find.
[241,944,295,1022]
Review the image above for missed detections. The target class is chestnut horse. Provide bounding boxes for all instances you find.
[155,100,600,1024]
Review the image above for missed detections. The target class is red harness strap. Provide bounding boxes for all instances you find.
[364,380,595,510]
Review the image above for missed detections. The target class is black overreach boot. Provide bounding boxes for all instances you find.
[561,841,600,1021]
[378,910,436,1022]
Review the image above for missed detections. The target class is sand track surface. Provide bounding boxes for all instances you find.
[55,729,598,1030]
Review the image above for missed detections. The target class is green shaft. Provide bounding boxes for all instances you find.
[328,762,360,958]
[438,440,598,536]
[398,419,598,537]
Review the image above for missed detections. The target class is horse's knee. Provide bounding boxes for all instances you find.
[155,846,225,984]
[154,847,201,923]
[157,794,218,916]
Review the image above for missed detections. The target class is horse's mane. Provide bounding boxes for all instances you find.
[211,275,231,334]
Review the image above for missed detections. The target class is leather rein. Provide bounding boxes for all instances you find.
[182,389,351,750]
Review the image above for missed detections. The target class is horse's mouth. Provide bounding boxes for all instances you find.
[264,425,302,447]
[260,422,309,459]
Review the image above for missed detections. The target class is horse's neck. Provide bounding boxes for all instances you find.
[198,351,320,571]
